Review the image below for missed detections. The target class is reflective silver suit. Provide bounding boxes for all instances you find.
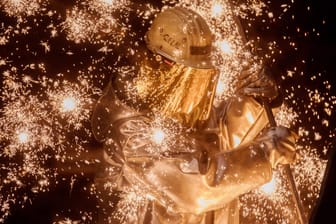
[91,68,292,223]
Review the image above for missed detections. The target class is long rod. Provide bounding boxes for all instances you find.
[262,99,307,224]
[225,1,307,221]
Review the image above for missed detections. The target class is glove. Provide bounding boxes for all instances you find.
[236,65,278,100]
[258,126,297,168]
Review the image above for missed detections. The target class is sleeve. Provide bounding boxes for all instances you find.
[113,114,273,214]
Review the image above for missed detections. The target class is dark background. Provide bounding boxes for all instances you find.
[1,0,335,223]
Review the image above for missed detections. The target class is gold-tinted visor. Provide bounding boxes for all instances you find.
[135,61,218,127]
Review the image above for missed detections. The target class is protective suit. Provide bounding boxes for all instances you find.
[91,6,296,224]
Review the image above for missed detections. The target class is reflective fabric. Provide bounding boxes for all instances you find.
[92,83,276,224]
[218,96,270,150]
[134,61,218,127]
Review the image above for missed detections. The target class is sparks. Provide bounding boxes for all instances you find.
[1,0,47,18]
[113,185,149,223]
[63,0,129,45]
[0,0,333,223]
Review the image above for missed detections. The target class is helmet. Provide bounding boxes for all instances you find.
[145,7,214,69]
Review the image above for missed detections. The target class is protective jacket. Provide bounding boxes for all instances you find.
[92,78,276,224]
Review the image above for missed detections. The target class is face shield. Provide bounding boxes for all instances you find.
[135,58,218,127]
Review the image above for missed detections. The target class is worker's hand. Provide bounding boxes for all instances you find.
[236,65,278,100]
[259,126,298,168]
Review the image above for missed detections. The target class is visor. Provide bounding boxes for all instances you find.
[135,60,218,127]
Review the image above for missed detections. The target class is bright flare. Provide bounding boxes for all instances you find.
[216,79,227,95]
[61,97,77,112]
[151,128,165,145]
[11,0,23,5]
[245,111,255,124]
[211,3,224,17]
[233,134,241,147]
[17,131,29,144]
[217,40,233,54]
[101,0,114,4]
[260,174,277,195]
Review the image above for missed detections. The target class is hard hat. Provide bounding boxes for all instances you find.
[145,7,214,69]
